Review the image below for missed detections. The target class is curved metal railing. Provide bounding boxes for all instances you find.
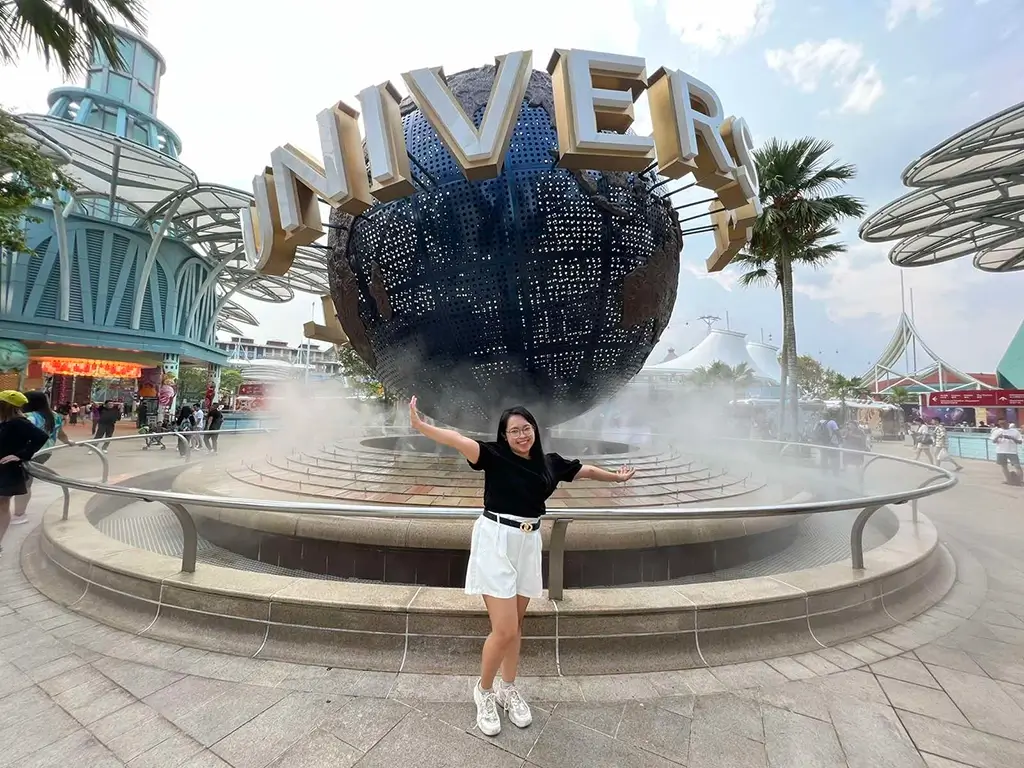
[25,428,956,598]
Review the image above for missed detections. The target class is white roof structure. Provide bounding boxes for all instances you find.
[745,340,782,384]
[643,329,771,379]
[860,101,1024,273]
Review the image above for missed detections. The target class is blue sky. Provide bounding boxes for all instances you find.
[633,0,1024,376]
[2,0,1022,377]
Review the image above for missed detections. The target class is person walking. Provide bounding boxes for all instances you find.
[408,396,636,737]
[0,391,49,557]
[94,400,120,451]
[990,418,1022,485]
[931,417,963,472]
[911,419,935,464]
[203,403,223,453]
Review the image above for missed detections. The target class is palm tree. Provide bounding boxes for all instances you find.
[733,138,866,438]
[885,386,914,405]
[0,0,146,77]
[828,373,869,423]
[689,362,757,400]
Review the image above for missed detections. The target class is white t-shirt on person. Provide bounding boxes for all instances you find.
[990,427,1021,454]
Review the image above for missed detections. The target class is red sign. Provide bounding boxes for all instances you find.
[926,390,1024,407]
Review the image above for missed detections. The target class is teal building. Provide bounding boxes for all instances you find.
[0,29,326,406]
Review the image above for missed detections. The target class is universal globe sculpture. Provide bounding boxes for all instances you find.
[328,66,682,430]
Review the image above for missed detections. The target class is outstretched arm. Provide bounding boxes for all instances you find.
[577,464,636,483]
[408,396,480,464]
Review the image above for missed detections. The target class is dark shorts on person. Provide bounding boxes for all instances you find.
[0,465,28,497]
[996,453,1021,469]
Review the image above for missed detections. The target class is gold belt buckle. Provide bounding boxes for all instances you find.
[519,521,534,532]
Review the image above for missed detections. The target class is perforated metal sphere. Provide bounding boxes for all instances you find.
[328,67,682,430]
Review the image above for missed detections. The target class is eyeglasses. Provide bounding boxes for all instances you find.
[506,425,534,438]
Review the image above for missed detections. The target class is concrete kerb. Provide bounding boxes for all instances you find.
[23,481,954,676]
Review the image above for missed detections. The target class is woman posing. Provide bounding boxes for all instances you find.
[14,391,75,525]
[408,396,636,736]
[0,391,50,556]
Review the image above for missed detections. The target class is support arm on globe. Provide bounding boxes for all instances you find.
[303,295,348,346]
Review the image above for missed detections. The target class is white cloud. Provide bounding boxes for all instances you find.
[0,0,644,345]
[840,64,885,113]
[661,0,774,53]
[683,260,742,291]
[885,0,941,30]
[765,39,884,114]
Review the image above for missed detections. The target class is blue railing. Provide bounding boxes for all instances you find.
[946,432,1024,461]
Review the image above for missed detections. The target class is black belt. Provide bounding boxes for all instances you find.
[483,511,541,532]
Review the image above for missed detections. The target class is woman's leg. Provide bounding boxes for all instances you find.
[12,477,31,520]
[499,596,530,684]
[480,595,520,690]
[0,497,11,549]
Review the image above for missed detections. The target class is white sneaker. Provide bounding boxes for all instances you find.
[495,679,532,728]
[10,515,28,526]
[474,682,501,736]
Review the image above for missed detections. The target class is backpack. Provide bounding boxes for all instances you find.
[812,420,831,445]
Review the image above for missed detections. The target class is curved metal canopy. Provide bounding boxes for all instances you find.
[859,101,1024,273]
[18,116,332,332]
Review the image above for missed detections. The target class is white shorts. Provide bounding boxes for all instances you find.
[464,513,543,599]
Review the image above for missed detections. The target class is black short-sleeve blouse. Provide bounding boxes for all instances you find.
[468,440,582,517]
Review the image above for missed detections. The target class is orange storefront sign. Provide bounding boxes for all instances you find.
[39,357,142,379]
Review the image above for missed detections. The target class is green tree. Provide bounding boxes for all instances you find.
[337,344,394,403]
[176,366,209,404]
[0,0,146,76]
[885,386,915,405]
[732,138,866,438]
[218,368,242,399]
[794,355,832,399]
[826,373,869,422]
[0,109,74,252]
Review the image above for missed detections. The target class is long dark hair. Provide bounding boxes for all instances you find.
[23,391,55,434]
[497,405,554,484]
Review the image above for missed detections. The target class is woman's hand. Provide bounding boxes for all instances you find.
[0,455,21,465]
[615,465,636,483]
[409,396,425,432]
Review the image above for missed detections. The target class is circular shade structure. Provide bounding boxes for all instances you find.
[15,116,330,337]
[860,101,1024,273]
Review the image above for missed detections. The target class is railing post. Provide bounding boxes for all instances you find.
[77,442,109,482]
[850,504,882,570]
[161,501,198,573]
[547,519,570,601]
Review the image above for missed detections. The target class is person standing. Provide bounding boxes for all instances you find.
[990,418,1022,485]
[813,414,841,474]
[15,391,74,525]
[931,417,963,472]
[69,402,80,425]
[94,400,119,451]
[0,391,49,556]
[203,403,223,453]
[408,396,635,737]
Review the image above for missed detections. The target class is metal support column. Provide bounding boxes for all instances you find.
[49,192,72,321]
[131,196,184,329]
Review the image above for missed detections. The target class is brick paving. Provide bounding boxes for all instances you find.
[0,436,1022,766]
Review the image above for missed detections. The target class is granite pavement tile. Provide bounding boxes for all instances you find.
[690,692,762,742]
[93,655,186,698]
[871,656,942,689]
[828,694,924,768]
[687,716,767,768]
[913,645,987,676]
[876,676,970,727]
[172,682,290,747]
[210,692,346,768]
[899,710,1024,768]
[761,704,846,768]
[88,700,159,744]
[19,728,123,768]
[615,700,692,763]
[708,661,788,689]
[126,730,204,768]
[765,656,817,681]
[551,701,626,736]
[528,712,666,768]
[268,728,362,768]
[927,664,1024,741]
[321,696,412,752]
[351,710,524,768]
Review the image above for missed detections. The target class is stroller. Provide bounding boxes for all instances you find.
[139,420,171,450]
